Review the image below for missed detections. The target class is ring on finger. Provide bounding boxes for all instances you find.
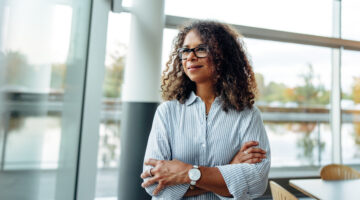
[244,150,249,155]
[149,168,153,177]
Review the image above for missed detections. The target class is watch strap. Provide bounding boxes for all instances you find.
[189,165,200,189]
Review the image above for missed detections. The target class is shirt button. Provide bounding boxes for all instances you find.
[202,143,206,148]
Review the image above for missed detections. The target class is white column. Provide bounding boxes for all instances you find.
[331,0,342,164]
[118,0,165,199]
[122,0,165,103]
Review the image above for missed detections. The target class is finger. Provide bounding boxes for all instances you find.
[144,158,158,166]
[153,183,165,195]
[246,148,266,154]
[140,169,152,179]
[240,141,259,152]
[244,157,262,164]
[249,153,266,159]
[141,177,157,188]
[236,153,253,163]
[239,153,265,163]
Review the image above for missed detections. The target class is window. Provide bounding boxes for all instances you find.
[246,38,332,167]
[0,0,92,199]
[165,0,332,37]
[95,12,131,198]
[342,0,360,40]
[341,50,360,165]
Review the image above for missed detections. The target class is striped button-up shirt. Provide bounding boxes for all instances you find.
[143,91,271,200]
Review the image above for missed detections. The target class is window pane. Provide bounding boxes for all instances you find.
[165,0,332,37]
[244,38,332,167]
[342,0,360,41]
[341,50,360,164]
[0,0,91,199]
[95,12,131,198]
[162,29,178,71]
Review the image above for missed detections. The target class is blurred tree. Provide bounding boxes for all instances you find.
[293,64,329,106]
[353,77,360,104]
[255,73,265,100]
[291,65,326,165]
[256,64,328,165]
[103,43,127,98]
[2,51,28,131]
[50,63,67,90]
[262,81,288,102]
[100,43,127,167]
[352,77,360,146]
[4,51,29,85]
[257,64,329,106]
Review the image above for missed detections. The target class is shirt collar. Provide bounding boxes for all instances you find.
[185,91,220,106]
[185,91,198,106]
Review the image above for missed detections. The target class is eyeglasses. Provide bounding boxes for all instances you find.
[178,45,209,60]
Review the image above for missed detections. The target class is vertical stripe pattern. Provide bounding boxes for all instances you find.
[143,91,271,200]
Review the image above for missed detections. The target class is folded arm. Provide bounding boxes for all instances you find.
[142,106,270,199]
[141,105,190,199]
[183,140,267,197]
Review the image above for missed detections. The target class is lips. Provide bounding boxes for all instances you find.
[187,65,203,70]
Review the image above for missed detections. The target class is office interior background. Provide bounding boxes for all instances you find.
[0,0,360,199]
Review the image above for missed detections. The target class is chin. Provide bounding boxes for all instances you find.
[188,76,209,84]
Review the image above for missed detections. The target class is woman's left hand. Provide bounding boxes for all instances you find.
[230,141,266,164]
[141,159,192,195]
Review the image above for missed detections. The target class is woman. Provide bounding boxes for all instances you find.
[141,20,270,199]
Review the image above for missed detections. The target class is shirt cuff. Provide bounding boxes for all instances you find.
[216,164,251,200]
[144,182,190,200]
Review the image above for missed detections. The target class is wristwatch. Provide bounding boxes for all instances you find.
[188,165,201,189]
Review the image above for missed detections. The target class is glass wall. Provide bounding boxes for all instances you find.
[342,0,360,40]
[341,50,360,165]
[244,38,332,167]
[95,12,131,199]
[164,0,332,37]
[0,0,91,199]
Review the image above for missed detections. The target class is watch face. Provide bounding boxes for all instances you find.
[189,169,201,181]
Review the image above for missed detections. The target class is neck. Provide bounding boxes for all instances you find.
[195,82,216,104]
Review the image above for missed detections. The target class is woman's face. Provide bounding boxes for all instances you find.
[181,30,215,84]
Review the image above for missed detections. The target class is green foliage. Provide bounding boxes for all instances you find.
[4,51,29,85]
[257,64,330,106]
[50,63,67,90]
[261,81,288,102]
[353,77,360,104]
[293,64,329,106]
[103,44,127,98]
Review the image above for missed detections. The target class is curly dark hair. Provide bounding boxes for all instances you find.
[161,20,257,112]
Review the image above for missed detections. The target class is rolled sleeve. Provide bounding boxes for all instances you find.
[144,182,189,200]
[216,160,270,199]
[142,103,189,199]
[215,107,271,199]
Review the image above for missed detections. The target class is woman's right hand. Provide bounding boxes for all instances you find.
[230,141,266,164]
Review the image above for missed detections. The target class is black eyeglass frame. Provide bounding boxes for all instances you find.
[177,45,209,60]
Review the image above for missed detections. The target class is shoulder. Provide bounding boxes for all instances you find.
[156,100,183,116]
[233,105,263,122]
[236,105,261,115]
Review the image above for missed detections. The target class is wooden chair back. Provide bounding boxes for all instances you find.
[320,164,360,180]
[270,181,298,200]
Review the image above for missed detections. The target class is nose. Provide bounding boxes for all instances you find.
[186,50,197,61]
